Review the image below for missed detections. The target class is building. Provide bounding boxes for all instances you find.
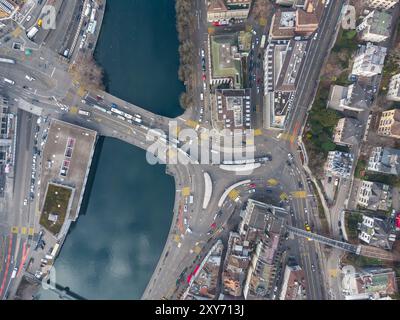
[328,82,374,112]
[39,119,97,238]
[342,265,398,300]
[367,0,399,10]
[0,95,15,198]
[269,0,324,40]
[279,265,307,300]
[356,181,392,212]
[207,0,252,23]
[333,118,362,147]
[0,0,16,17]
[269,10,297,40]
[264,40,307,129]
[184,240,224,300]
[214,89,252,130]
[240,200,287,300]
[358,215,396,250]
[377,109,400,139]
[222,232,250,297]
[351,43,387,77]
[210,33,246,89]
[325,151,354,177]
[387,73,400,101]
[356,10,392,43]
[222,200,288,300]
[367,146,400,176]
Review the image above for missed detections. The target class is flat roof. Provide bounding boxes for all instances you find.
[39,119,97,222]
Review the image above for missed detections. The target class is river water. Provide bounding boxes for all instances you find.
[38,0,182,299]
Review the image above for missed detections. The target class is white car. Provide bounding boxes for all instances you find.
[26,15,32,22]
[23,199,27,206]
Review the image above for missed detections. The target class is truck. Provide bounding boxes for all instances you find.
[0,57,15,64]
[27,26,39,39]
[11,267,18,279]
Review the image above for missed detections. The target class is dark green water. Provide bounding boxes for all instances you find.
[38,0,182,299]
[94,0,184,118]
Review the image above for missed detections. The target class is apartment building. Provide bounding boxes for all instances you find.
[207,0,252,22]
[356,181,392,212]
[377,109,400,139]
[387,73,400,101]
[352,42,387,77]
[367,146,400,176]
[333,118,362,147]
[356,10,392,43]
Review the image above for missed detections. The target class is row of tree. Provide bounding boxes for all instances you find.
[175,0,196,109]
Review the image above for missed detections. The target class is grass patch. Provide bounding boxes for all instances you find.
[40,184,73,235]
[345,212,362,241]
[343,253,385,268]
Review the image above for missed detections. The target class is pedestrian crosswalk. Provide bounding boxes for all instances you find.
[55,101,70,111]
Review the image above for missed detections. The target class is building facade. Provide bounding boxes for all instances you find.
[377,109,400,139]
[387,73,400,101]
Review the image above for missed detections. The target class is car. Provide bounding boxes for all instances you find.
[338,221,342,227]
[183,205,188,212]
[201,49,205,58]
[26,15,32,22]
[288,153,294,161]
[266,189,272,193]
[202,74,206,81]
[327,176,332,183]
[23,199,27,206]
[248,189,255,194]
[311,264,316,272]
[249,183,256,188]
[304,208,308,215]
[298,181,304,189]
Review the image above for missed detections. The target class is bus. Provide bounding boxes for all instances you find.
[93,104,107,113]
[260,35,266,48]
[111,107,124,116]
[0,57,15,64]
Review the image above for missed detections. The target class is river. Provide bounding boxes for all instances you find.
[38,0,183,299]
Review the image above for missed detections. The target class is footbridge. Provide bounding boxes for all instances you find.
[286,226,398,261]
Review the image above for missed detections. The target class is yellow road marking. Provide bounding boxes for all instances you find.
[329,269,339,277]
[194,246,201,254]
[28,228,35,236]
[291,191,307,199]
[21,227,27,235]
[70,106,78,114]
[173,234,181,243]
[280,192,288,201]
[208,27,215,34]
[259,18,267,27]
[228,189,239,200]
[254,129,263,136]
[267,178,278,186]
[200,132,209,141]
[182,187,191,197]
[77,87,86,97]
[185,119,198,129]
[11,226,18,234]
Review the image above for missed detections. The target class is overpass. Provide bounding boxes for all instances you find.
[286,226,398,261]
